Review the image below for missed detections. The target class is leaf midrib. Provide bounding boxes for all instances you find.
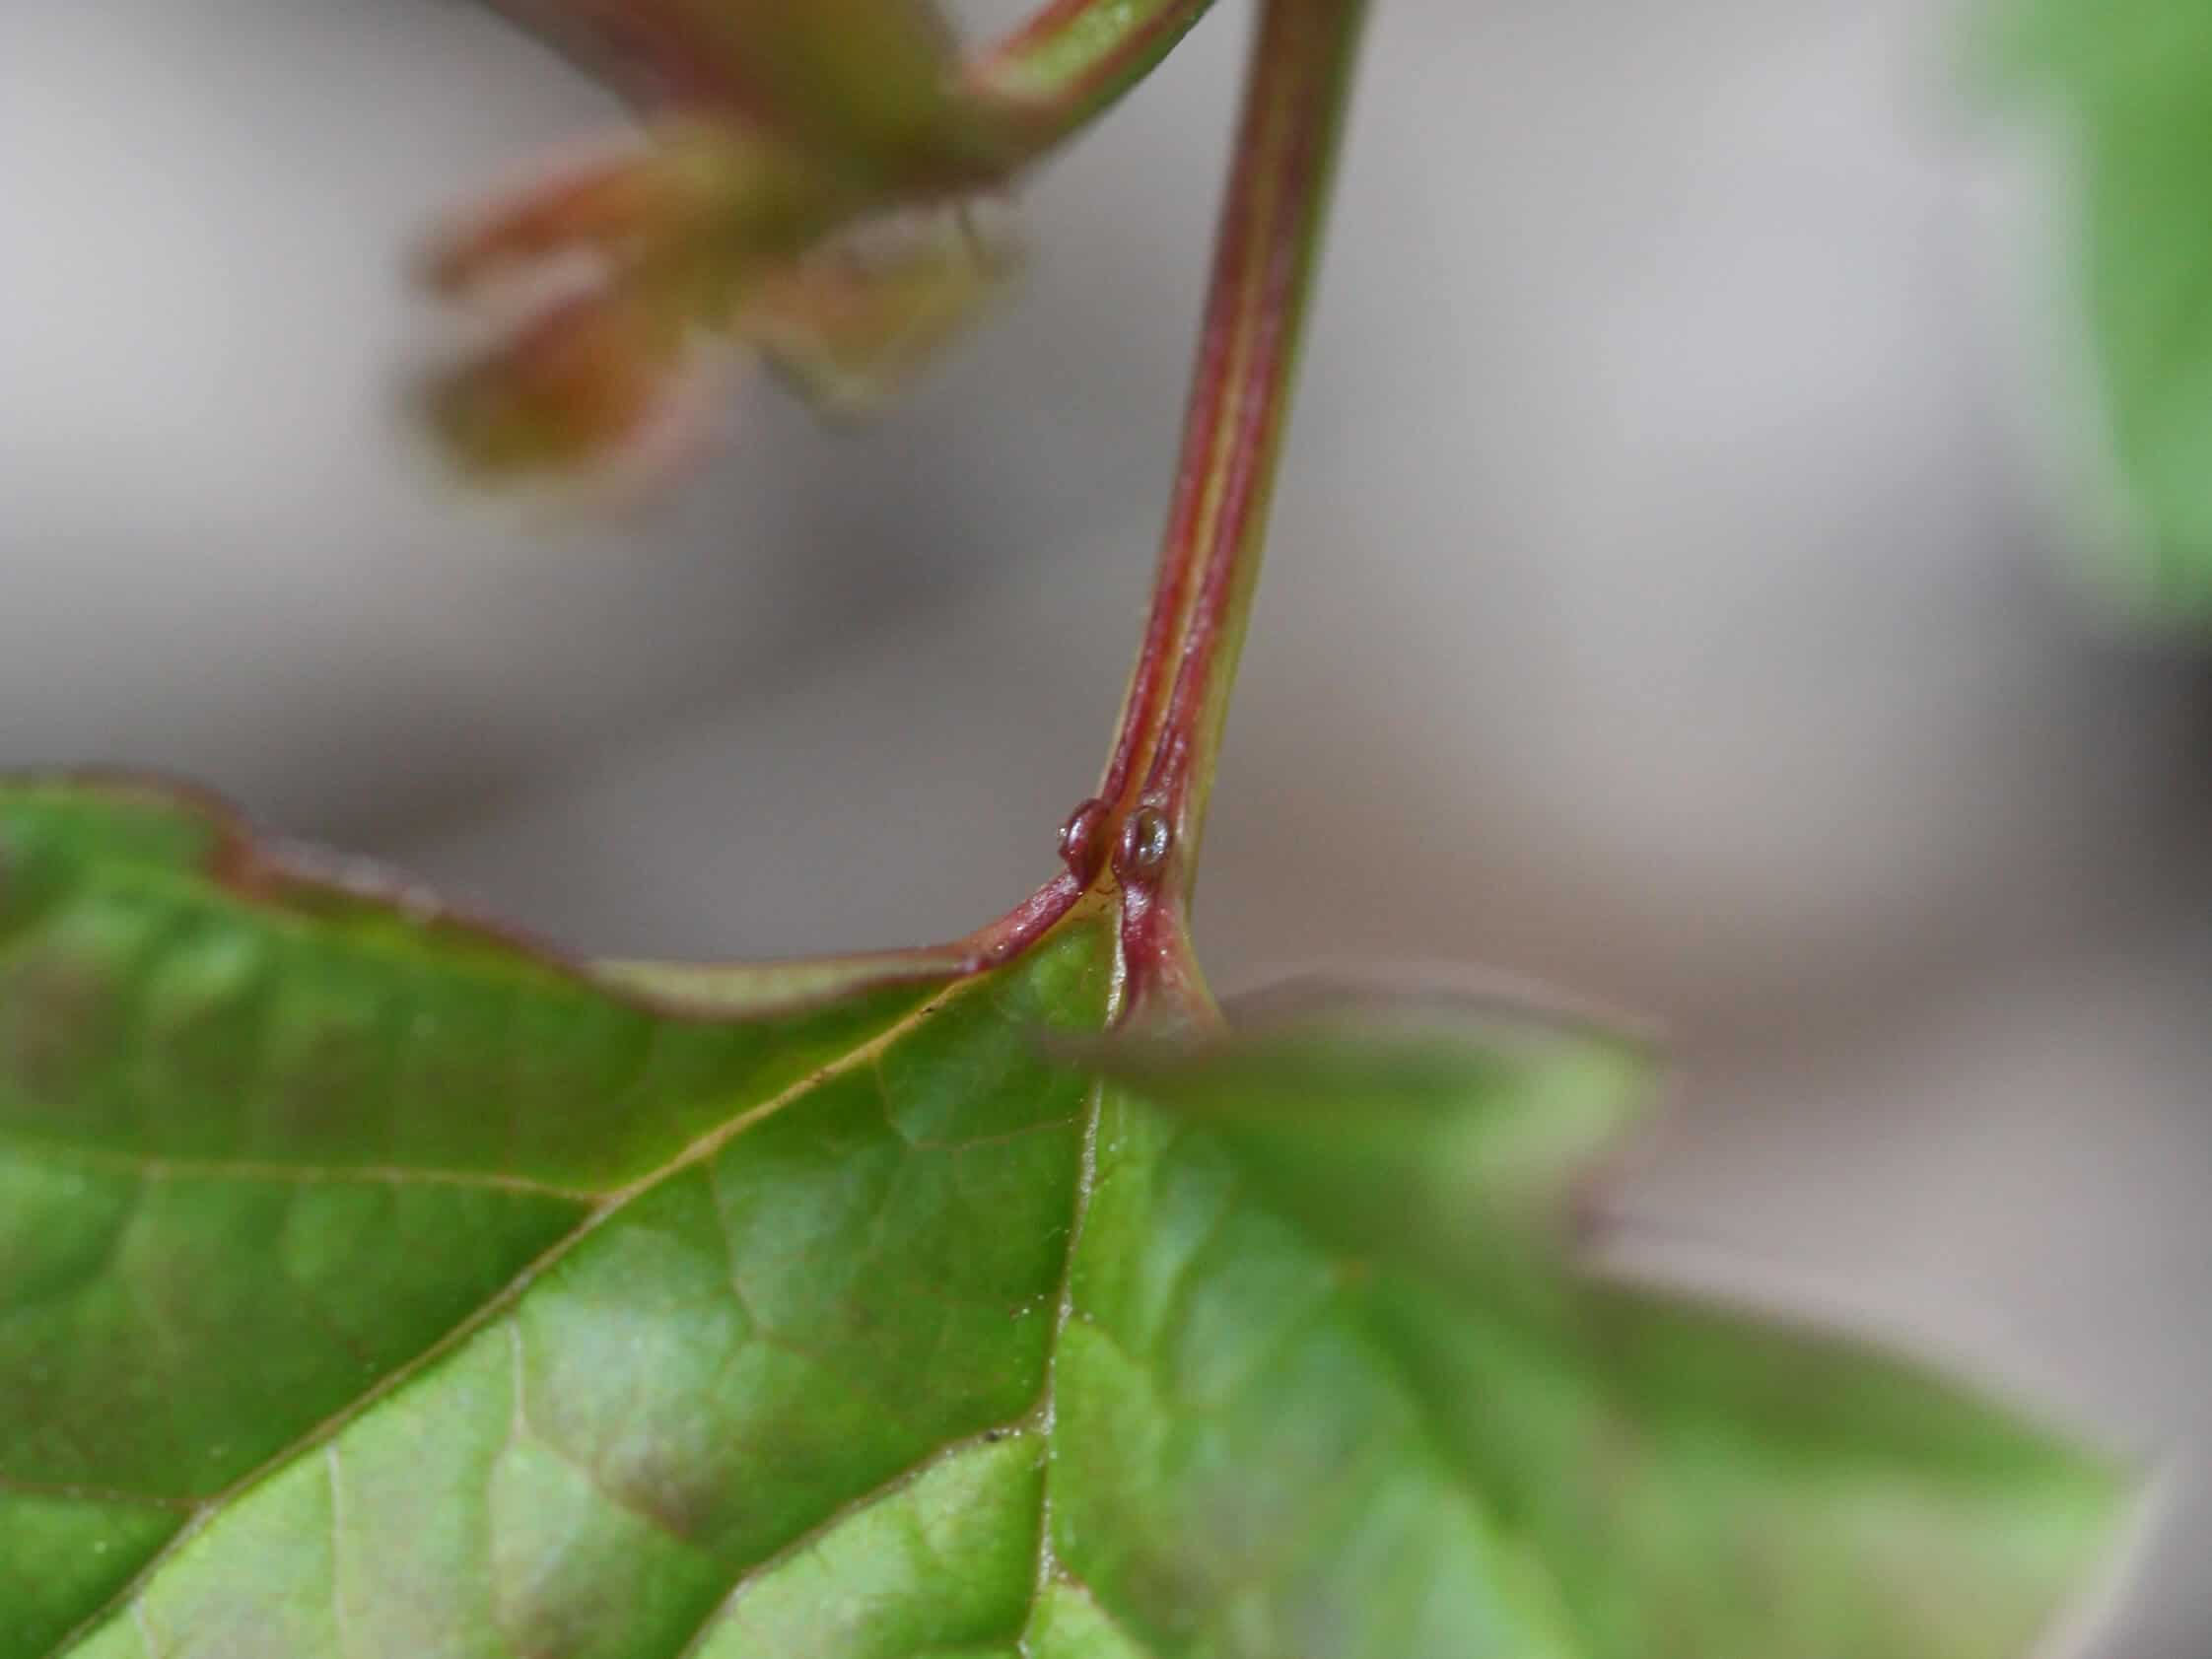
[670,982,1125,1659]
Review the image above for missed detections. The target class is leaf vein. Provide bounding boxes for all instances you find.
[35,969,995,1659]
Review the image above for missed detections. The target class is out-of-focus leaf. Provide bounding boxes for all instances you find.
[1,783,2123,1657]
[1080,986,1650,1310]
[749,207,1020,418]
[1074,993,2126,1659]
[1986,0,2212,607]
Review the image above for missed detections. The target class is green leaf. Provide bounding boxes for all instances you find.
[0,780,1102,1659]
[1074,985,1651,1310]
[1,783,2121,1657]
[423,0,1012,487]
[1073,996,2126,1658]
[1984,0,2212,606]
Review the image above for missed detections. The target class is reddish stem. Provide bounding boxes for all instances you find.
[1089,180,1253,814]
[945,0,1368,1001]
[1095,0,1370,1010]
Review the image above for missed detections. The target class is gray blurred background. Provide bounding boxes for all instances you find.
[3,0,2208,1650]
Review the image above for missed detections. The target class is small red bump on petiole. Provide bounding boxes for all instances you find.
[1057,797,1113,884]
[1115,804,1173,885]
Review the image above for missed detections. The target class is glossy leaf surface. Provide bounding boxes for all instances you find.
[0,783,2120,1658]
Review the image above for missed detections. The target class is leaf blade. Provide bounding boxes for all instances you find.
[1,784,2124,1659]
[1073,998,2126,1659]
[0,780,1109,1659]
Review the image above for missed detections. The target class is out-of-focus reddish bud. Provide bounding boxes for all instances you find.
[423,286,680,480]
[422,118,841,301]
[422,147,690,300]
[419,1,1027,488]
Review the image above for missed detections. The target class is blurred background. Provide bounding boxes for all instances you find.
[3,0,2208,1650]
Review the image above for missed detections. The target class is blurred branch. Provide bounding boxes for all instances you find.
[965,0,1220,163]
[476,0,1219,173]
